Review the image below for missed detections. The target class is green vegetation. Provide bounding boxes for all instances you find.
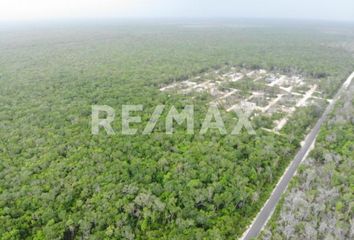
[221,78,276,96]
[0,21,353,239]
[260,83,354,240]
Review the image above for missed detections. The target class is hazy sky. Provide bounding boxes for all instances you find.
[0,0,353,22]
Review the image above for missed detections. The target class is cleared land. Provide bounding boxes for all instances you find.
[0,21,353,239]
[242,71,354,240]
[160,67,327,132]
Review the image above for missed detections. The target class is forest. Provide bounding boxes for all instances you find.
[0,20,353,239]
[260,81,354,240]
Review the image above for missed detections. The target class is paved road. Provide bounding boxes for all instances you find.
[241,72,354,240]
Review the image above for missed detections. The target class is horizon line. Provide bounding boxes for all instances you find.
[0,16,354,25]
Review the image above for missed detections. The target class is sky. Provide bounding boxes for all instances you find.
[0,0,353,22]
